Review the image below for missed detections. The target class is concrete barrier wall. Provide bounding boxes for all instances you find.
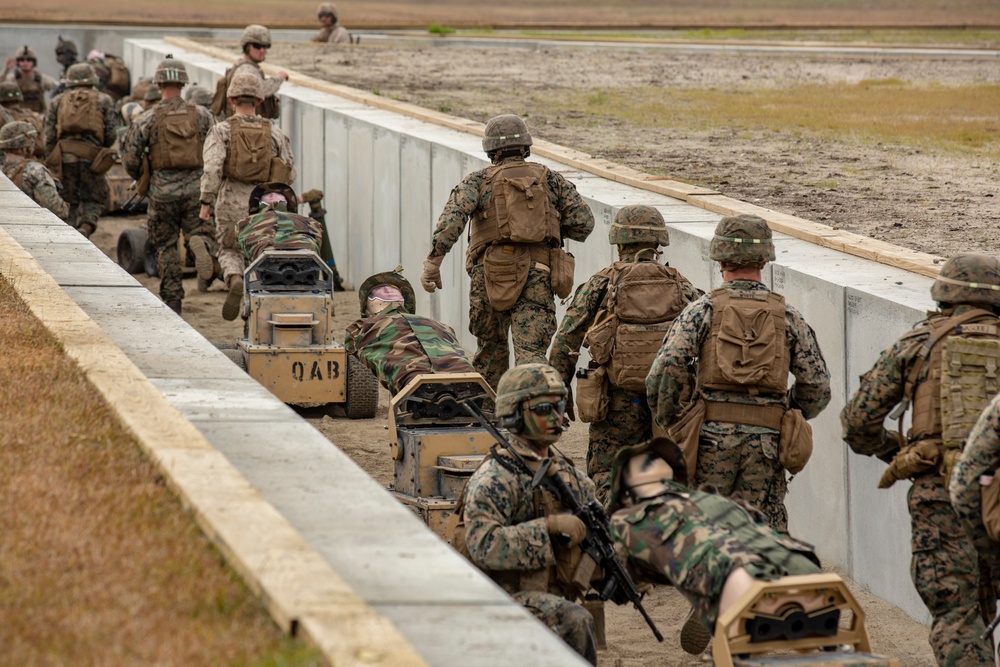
[121,38,936,626]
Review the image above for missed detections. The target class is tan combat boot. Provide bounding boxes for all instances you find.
[222,274,243,321]
[188,235,215,292]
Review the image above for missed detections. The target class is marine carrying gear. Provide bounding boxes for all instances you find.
[469,161,560,253]
[154,55,188,85]
[148,104,204,170]
[0,120,37,150]
[709,214,775,266]
[222,117,287,183]
[56,87,105,143]
[63,63,99,88]
[0,81,23,103]
[931,253,1000,308]
[226,70,264,99]
[495,363,567,420]
[482,114,532,153]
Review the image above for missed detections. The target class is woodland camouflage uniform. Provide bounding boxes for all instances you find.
[646,215,831,532]
[236,201,322,264]
[122,92,217,306]
[43,64,118,237]
[549,205,701,503]
[606,439,821,633]
[423,116,594,390]
[842,254,1000,666]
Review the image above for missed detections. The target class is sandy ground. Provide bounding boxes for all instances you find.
[257,40,1000,260]
[92,208,938,664]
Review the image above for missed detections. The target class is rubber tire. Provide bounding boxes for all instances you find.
[344,355,379,419]
[143,236,159,277]
[221,348,246,371]
[116,227,148,274]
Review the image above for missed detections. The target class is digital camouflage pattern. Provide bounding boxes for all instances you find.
[549,247,701,503]
[607,204,670,246]
[43,85,118,234]
[200,114,295,283]
[646,279,831,531]
[345,303,475,395]
[609,480,820,631]
[2,156,68,220]
[230,59,282,101]
[462,440,597,663]
[0,104,14,127]
[494,361,566,418]
[708,214,776,265]
[482,114,532,153]
[842,304,995,666]
[236,202,323,264]
[429,155,594,389]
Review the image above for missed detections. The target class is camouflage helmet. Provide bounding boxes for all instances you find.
[482,114,532,154]
[606,437,689,513]
[248,182,298,215]
[55,36,78,60]
[0,121,38,151]
[931,254,1000,308]
[609,205,670,246]
[240,24,272,48]
[185,84,212,107]
[708,214,775,265]
[317,2,338,19]
[0,81,23,103]
[495,363,567,419]
[154,55,189,85]
[14,45,37,62]
[144,85,162,103]
[64,63,99,87]
[358,269,417,316]
[227,71,264,99]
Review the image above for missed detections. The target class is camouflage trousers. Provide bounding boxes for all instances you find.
[512,590,597,665]
[908,476,993,666]
[588,385,653,505]
[60,161,107,233]
[148,196,218,303]
[695,425,788,532]
[214,180,255,282]
[469,264,556,391]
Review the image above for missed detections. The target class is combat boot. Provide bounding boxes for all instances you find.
[77,222,95,239]
[680,605,712,655]
[165,299,182,315]
[188,235,215,291]
[222,274,243,321]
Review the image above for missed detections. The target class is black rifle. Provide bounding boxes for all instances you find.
[121,189,147,214]
[460,400,664,642]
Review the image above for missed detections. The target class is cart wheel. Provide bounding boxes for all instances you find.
[344,355,378,419]
[143,236,159,277]
[116,227,148,274]
[221,348,246,371]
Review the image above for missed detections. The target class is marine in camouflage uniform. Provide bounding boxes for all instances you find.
[646,215,831,532]
[121,56,216,314]
[345,270,476,395]
[0,82,45,158]
[312,3,353,44]
[549,205,701,503]
[218,25,288,120]
[3,46,58,113]
[606,438,821,637]
[456,363,598,663]
[43,63,118,238]
[0,121,68,220]
[421,114,595,391]
[842,254,1000,666]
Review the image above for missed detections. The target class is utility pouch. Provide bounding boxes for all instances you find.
[136,156,151,198]
[778,408,813,474]
[90,147,115,175]
[981,471,1000,542]
[482,244,530,311]
[549,246,575,299]
[667,397,706,481]
[259,95,281,120]
[576,366,609,423]
[44,141,63,181]
[583,310,618,366]
[269,157,293,184]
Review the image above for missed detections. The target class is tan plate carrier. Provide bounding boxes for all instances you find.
[714,573,899,667]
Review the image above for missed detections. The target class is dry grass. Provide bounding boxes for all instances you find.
[0,275,322,666]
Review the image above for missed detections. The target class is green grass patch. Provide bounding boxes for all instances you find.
[428,23,456,35]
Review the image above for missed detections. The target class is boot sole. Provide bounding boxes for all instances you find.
[222,277,243,321]
[680,608,712,656]
[189,235,214,281]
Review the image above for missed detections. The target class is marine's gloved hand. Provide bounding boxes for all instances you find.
[300,188,324,204]
[877,440,940,489]
[546,513,586,549]
[421,255,444,293]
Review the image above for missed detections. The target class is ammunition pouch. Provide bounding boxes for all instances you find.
[982,469,1000,543]
[778,408,813,474]
[482,244,532,311]
[667,397,706,481]
[136,155,151,198]
[90,147,115,174]
[549,246,575,299]
[878,439,941,489]
[575,365,609,423]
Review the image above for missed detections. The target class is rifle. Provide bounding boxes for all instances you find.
[300,188,346,292]
[460,400,664,642]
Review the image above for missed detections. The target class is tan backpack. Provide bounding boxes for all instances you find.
[56,88,104,143]
[223,117,274,182]
[210,67,280,120]
[469,161,561,253]
[105,55,130,97]
[149,104,204,170]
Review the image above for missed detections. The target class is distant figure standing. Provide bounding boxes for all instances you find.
[210,25,288,121]
[312,3,353,44]
[3,46,57,113]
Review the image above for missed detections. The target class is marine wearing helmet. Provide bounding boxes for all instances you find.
[0,121,37,151]
[931,253,1000,309]
[482,113,532,163]
[63,63,99,88]
[708,213,775,269]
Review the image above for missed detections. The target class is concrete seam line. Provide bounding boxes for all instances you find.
[164,36,943,280]
[0,224,429,667]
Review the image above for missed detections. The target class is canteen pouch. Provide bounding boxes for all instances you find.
[269,157,293,184]
[550,246,576,299]
[482,244,530,311]
[667,398,706,481]
[778,408,813,474]
[576,366,609,424]
[90,147,115,174]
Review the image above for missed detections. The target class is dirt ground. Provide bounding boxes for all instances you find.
[254,40,1000,261]
[91,212,938,666]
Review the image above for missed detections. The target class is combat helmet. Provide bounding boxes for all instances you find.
[55,36,78,66]
[708,214,775,266]
[14,45,37,63]
[0,121,38,151]
[609,205,670,246]
[154,55,189,85]
[0,81,23,104]
[144,85,162,103]
[482,114,532,154]
[606,437,689,513]
[227,71,264,100]
[317,2,338,20]
[358,269,416,316]
[248,182,298,215]
[495,363,566,423]
[185,84,212,107]
[64,63,99,88]
[240,24,272,49]
[931,254,1000,308]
